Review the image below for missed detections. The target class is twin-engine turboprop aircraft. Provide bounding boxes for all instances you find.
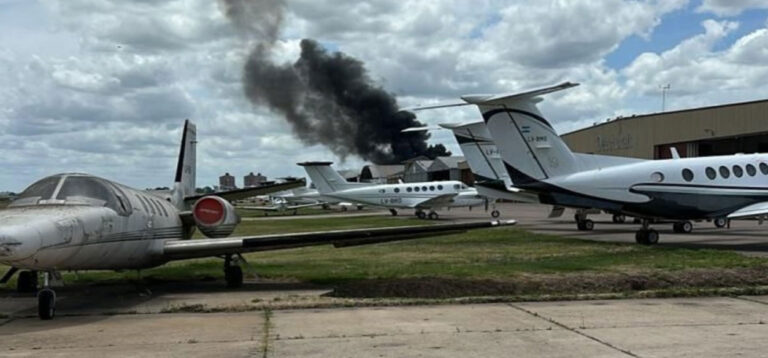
[0,120,513,320]
[298,162,488,219]
[412,82,768,245]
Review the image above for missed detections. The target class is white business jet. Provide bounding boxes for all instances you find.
[413,82,768,245]
[299,162,486,219]
[0,120,513,320]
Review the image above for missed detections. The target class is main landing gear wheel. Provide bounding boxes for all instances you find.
[576,219,594,231]
[38,288,56,320]
[224,254,243,288]
[416,211,426,219]
[612,214,626,224]
[491,210,500,218]
[428,212,439,220]
[17,270,37,293]
[714,217,727,228]
[673,221,693,234]
[389,208,398,216]
[635,229,659,245]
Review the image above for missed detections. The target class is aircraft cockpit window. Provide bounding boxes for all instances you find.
[761,163,768,175]
[733,165,744,178]
[461,184,468,189]
[11,176,62,206]
[747,164,757,176]
[682,169,694,182]
[55,176,126,214]
[705,167,716,180]
[719,166,730,179]
[454,184,460,190]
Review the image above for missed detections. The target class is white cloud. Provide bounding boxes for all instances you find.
[697,0,768,16]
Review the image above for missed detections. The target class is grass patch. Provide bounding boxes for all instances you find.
[2,214,768,300]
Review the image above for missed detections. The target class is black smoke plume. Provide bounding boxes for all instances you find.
[221,0,450,164]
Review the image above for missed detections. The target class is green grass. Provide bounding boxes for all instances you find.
[2,214,768,298]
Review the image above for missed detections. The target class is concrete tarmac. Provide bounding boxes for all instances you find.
[5,296,768,357]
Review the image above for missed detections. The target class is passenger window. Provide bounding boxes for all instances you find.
[733,165,744,178]
[705,167,716,180]
[422,186,427,192]
[682,169,694,182]
[651,172,664,182]
[394,188,400,193]
[437,185,443,190]
[719,166,730,179]
[429,186,435,191]
[407,187,412,193]
[761,163,768,175]
[747,164,757,176]
[414,187,420,192]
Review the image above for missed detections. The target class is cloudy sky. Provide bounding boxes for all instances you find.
[2,0,768,192]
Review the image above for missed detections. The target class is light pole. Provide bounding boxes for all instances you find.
[660,84,671,112]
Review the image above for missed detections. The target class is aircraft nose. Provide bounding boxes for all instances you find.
[0,228,41,262]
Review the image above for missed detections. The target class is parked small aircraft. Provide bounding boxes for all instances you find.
[298,162,487,219]
[0,120,513,320]
[413,82,768,244]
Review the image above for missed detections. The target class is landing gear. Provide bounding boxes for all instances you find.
[37,272,55,320]
[612,214,626,224]
[491,210,500,218]
[576,219,594,231]
[428,211,439,220]
[673,221,693,234]
[224,254,243,288]
[714,217,727,228]
[635,220,659,245]
[415,210,426,219]
[341,206,348,212]
[389,208,398,216]
[17,270,37,293]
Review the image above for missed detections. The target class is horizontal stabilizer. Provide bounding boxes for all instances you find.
[460,82,579,105]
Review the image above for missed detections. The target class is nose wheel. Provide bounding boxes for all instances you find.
[673,221,693,233]
[491,210,500,218]
[415,210,426,219]
[635,220,660,245]
[389,208,398,216]
[37,272,56,320]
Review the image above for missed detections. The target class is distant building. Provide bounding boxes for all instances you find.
[360,164,404,184]
[402,157,433,183]
[427,156,466,181]
[244,172,267,187]
[219,172,236,191]
[337,169,360,182]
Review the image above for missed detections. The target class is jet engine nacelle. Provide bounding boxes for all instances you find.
[192,196,240,238]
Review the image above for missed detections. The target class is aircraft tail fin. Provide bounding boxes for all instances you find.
[297,162,368,194]
[465,82,581,184]
[171,119,196,209]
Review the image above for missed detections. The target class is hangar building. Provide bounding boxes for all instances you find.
[561,99,768,159]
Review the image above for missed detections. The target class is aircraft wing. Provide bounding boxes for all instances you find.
[162,220,516,260]
[728,202,768,219]
[184,180,306,204]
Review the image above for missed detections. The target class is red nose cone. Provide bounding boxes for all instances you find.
[194,197,224,225]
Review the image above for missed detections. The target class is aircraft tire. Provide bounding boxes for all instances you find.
[428,212,439,220]
[390,209,398,216]
[491,210,500,218]
[17,271,37,293]
[674,221,693,233]
[341,206,348,212]
[714,218,727,228]
[416,211,426,219]
[577,219,594,231]
[635,229,659,245]
[38,289,55,320]
[225,266,243,288]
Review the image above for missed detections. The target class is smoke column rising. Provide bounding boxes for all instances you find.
[221,0,450,164]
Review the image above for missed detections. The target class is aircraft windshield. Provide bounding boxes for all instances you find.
[11,174,131,214]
